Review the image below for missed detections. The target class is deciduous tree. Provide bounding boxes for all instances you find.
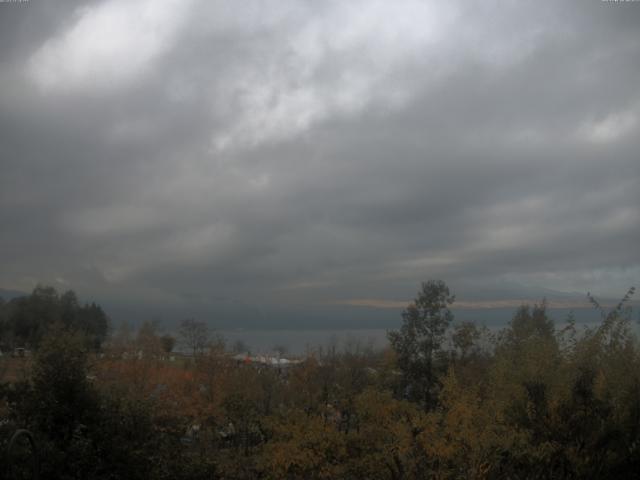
[179,318,210,357]
[388,280,454,408]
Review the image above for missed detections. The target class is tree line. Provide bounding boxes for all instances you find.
[0,282,638,479]
[0,285,109,351]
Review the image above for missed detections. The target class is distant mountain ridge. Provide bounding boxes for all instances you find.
[0,288,27,300]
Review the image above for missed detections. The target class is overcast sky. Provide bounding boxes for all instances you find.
[0,0,638,326]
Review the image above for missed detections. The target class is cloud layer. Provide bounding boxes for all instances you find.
[0,0,638,324]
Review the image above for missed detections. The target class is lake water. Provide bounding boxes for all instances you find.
[217,316,639,356]
[217,328,390,355]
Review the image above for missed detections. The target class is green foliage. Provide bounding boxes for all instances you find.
[30,327,98,438]
[387,280,455,407]
[0,285,109,350]
[451,321,485,362]
[6,327,100,478]
[1,281,638,479]
[504,301,555,346]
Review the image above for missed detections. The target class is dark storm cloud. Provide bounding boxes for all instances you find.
[0,0,638,322]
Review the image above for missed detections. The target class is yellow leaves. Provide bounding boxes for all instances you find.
[79,310,640,479]
[356,388,421,452]
[260,409,348,480]
[260,390,427,480]
[415,368,520,479]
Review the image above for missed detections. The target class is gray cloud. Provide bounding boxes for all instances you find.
[0,0,638,325]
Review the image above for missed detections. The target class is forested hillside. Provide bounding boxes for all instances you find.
[1,283,638,479]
